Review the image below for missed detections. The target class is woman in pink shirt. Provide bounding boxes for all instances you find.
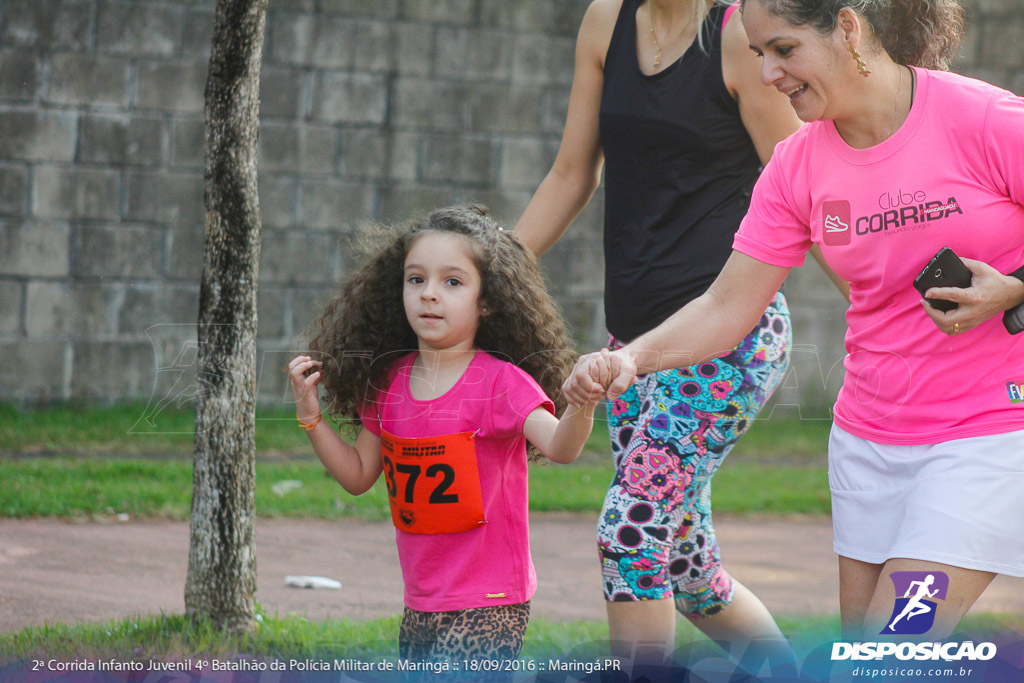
[565,0,1024,640]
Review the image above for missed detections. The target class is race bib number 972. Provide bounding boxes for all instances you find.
[380,430,486,534]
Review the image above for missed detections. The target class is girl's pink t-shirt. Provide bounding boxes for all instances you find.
[361,350,553,612]
[734,68,1024,444]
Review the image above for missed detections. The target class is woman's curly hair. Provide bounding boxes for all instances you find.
[305,204,577,459]
[741,0,965,70]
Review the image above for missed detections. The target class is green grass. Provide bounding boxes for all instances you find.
[0,402,832,520]
[0,458,604,521]
[0,612,404,664]
[0,457,829,520]
[735,413,832,463]
[0,402,316,456]
[0,402,830,461]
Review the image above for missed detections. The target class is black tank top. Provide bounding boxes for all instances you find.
[599,0,762,341]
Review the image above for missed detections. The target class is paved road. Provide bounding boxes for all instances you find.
[2,514,1023,633]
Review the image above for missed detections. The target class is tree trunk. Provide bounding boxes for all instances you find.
[184,0,267,634]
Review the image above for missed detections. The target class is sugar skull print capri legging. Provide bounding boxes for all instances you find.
[598,291,791,616]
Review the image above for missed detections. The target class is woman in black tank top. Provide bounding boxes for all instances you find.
[514,0,844,671]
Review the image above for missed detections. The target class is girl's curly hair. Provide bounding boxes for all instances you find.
[305,204,577,458]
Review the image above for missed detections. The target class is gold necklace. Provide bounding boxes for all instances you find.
[886,65,904,139]
[647,2,693,69]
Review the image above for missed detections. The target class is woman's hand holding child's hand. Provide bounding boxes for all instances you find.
[562,348,638,406]
[288,355,323,423]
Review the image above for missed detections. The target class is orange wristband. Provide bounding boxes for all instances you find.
[297,413,322,431]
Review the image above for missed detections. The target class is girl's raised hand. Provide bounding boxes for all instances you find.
[288,355,323,422]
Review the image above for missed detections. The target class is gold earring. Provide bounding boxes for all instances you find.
[848,43,871,77]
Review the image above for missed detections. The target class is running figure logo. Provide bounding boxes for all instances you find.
[882,571,949,635]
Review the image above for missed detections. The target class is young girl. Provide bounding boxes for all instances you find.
[287,204,596,673]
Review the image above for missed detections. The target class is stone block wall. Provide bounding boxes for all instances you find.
[0,0,1020,415]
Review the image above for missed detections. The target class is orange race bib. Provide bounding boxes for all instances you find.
[380,430,486,534]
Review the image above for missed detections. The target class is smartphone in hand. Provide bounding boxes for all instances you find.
[912,247,973,312]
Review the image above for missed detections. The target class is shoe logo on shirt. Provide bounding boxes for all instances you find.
[825,214,849,233]
[880,571,949,635]
[1008,380,1024,403]
[822,200,852,246]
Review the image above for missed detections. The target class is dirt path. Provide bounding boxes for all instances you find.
[2,514,1023,633]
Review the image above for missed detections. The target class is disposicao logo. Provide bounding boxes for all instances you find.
[831,571,997,665]
[882,571,948,635]
[831,641,997,662]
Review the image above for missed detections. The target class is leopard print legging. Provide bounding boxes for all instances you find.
[398,601,530,681]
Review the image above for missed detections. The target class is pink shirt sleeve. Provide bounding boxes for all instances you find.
[984,91,1024,209]
[733,144,814,267]
[489,363,555,437]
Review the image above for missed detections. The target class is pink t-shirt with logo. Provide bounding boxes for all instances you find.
[360,350,554,612]
[734,68,1024,444]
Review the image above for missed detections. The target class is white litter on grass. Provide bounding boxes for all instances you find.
[285,575,341,590]
[271,480,303,497]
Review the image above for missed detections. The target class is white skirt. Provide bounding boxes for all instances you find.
[829,424,1024,577]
